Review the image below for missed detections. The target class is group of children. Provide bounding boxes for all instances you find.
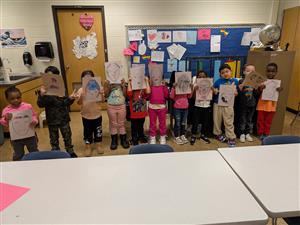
[0,62,282,160]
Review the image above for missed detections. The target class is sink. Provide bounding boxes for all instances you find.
[0,75,30,82]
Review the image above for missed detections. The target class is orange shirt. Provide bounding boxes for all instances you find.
[256,97,277,112]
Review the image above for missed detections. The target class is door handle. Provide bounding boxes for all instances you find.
[65,65,70,71]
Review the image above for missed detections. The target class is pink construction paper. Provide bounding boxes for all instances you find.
[198,28,211,40]
[0,182,30,212]
[129,42,138,51]
[123,48,134,56]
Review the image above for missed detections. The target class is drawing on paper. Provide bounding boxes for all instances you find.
[41,73,66,97]
[243,71,267,89]
[196,78,213,101]
[0,28,27,48]
[105,62,123,84]
[175,72,192,94]
[157,31,171,43]
[82,77,102,103]
[262,79,281,102]
[149,64,163,86]
[218,84,235,107]
[9,110,35,141]
[130,65,145,90]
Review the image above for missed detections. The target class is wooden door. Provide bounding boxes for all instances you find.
[54,7,107,111]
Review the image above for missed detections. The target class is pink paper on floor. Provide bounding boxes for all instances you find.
[0,182,30,212]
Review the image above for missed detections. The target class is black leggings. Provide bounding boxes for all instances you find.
[82,117,102,144]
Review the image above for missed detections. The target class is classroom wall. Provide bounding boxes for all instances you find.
[0,0,280,76]
[277,0,300,26]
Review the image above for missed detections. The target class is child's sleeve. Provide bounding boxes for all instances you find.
[170,87,175,100]
[37,94,56,108]
[0,108,9,127]
[30,105,38,125]
[127,89,133,97]
[63,97,75,106]
[163,86,169,99]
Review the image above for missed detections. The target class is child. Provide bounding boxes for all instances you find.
[76,70,104,156]
[237,64,256,143]
[256,63,282,139]
[213,64,238,147]
[0,87,38,160]
[190,70,212,145]
[127,76,150,145]
[170,80,192,145]
[104,79,129,150]
[37,66,77,157]
[148,78,169,144]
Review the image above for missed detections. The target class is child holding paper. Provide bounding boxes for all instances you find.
[213,64,238,147]
[0,87,39,160]
[256,63,282,139]
[190,70,212,145]
[127,76,150,145]
[37,66,78,158]
[104,78,129,150]
[76,70,105,156]
[237,64,257,143]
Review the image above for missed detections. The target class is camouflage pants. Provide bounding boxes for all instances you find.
[48,123,74,153]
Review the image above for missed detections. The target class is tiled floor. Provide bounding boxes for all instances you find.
[0,110,299,225]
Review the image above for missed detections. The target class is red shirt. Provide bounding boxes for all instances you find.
[127,89,148,119]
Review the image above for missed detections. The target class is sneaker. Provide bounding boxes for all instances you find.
[174,137,184,145]
[245,134,253,142]
[139,136,148,144]
[200,135,211,144]
[160,135,167,145]
[149,136,156,144]
[260,134,267,140]
[216,135,227,143]
[180,135,189,144]
[190,136,196,145]
[70,152,78,158]
[240,134,246,143]
[228,139,236,147]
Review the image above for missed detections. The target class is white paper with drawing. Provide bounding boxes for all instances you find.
[82,77,102,103]
[218,84,235,107]
[128,30,142,41]
[9,110,35,141]
[175,72,192,94]
[210,35,221,53]
[105,61,123,84]
[130,66,146,90]
[149,64,163,86]
[242,71,267,89]
[151,50,164,62]
[262,79,281,101]
[42,73,66,97]
[196,78,213,101]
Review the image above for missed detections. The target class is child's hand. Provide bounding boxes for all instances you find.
[259,84,266,90]
[276,87,283,92]
[144,76,149,82]
[213,88,219,94]
[173,82,177,87]
[162,80,167,86]
[234,90,238,96]
[121,79,126,85]
[194,85,199,90]
[29,121,37,129]
[69,89,77,100]
[40,85,47,96]
[238,84,244,91]
[4,113,12,121]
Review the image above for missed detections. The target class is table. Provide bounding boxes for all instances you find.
[218,144,300,224]
[1,151,268,224]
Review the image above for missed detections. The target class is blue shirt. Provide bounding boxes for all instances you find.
[213,78,238,103]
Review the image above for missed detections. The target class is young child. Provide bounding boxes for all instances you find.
[170,80,192,145]
[127,76,150,145]
[76,70,104,156]
[256,63,282,139]
[148,78,169,144]
[237,64,256,143]
[0,87,39,160]
[37,66,77,157]
[104,79,129,150]
[190,70,212,145]
[213,64,238,147]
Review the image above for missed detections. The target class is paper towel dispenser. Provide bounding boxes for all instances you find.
[35,42,54,61]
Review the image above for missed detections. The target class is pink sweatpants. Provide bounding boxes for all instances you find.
[107,104,126,135]
[148,107,167,137]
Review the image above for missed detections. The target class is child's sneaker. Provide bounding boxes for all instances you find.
[240,134,246,143]
[190,136,196,145]
[228,139,236,147]
[245,134,253,142]
[174,137,184,145]
[70,152,78,158]
[200,135,211,144]
[149,136,156,144]
[139,136,148,144]
[160,135,167,145]
[260,134,267,140]
[216,135,227,143]
[180,135,189,144]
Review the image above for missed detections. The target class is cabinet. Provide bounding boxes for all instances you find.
[280,6,300,111]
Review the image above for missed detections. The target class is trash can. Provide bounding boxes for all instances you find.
[0,124,4,145]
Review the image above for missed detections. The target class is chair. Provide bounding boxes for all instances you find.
[129,144,174,154]
[22,150,71,160]
[262,135,300,145]
[290,101,300,126]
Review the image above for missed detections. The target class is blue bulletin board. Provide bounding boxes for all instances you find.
[126,24,264,80]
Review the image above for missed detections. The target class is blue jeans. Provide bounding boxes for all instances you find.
[173,108,188,137]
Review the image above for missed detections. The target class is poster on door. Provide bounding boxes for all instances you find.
[72,32,98,59]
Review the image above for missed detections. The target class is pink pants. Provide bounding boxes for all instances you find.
[107,104,126,135]
[148,108,167,137]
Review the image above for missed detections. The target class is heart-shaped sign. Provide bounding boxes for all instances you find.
[79,14,94,31]
[148,33,157,41]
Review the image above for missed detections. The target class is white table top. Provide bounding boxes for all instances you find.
[218,143,300,218]
[1,151,268,225]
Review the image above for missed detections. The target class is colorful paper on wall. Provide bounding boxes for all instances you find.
[151,50,164,62]
[133,56,140,64]
[178,60,186,72]
[173,31,187,42]
[213,60,221,81]
[241,32,252,46]
[167,43,178,59]
[157,31,172,43]
[147,30,158,49]
[173,44,186,60]
[0,182,30,212]
[123,48,134,56]
[167,59,178,72]
[129,42,138,51]
[186,31,197,45]
[198,28,211,40]
[250,28,261,42]
[128,30,143,41]
[210,35,221,52]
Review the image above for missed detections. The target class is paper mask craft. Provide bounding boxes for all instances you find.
[242,71,267,89]
[175,72,192,94]
[41,73,66,97]
[105,61,123,84]
[138,41,147,55]
[196,78,213,101]
[9,109,35,141]
[82,76,102,103]
[149,63,163,86]
[262,79,281,102]
[130,65,146,90]
[218,84,235,107]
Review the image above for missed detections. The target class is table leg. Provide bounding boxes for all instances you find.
[272,218,277,225]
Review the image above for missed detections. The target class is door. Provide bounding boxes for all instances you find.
[53,6,107,111]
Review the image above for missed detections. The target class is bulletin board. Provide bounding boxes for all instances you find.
[126,24,264,80]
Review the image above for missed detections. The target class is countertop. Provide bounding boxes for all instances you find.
[0,73,41,87]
